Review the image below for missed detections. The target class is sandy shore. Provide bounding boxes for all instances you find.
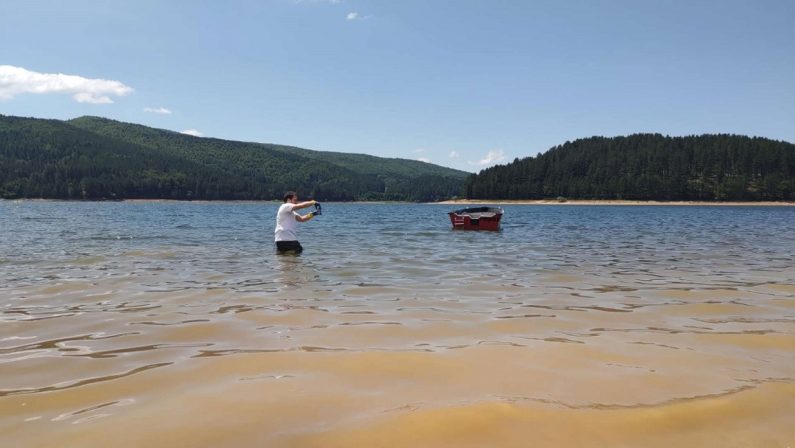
[436,199,795,206]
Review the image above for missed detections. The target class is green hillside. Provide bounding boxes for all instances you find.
[268,144,466,178]
[465,134,794,201]
[5,115,791,202]
[0,115,467,201]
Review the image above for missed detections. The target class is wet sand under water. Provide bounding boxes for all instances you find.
[2,271,794,448]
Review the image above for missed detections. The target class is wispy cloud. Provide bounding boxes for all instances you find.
[468,149,505,167]
[417,157,431,163]
[144,106,172,114]
[413,148,426,153]
[181,129,204,137]
[0,65,133,104]
[449,150,460,159]
[346,12,371,21]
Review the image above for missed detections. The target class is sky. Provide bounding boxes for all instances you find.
[1,0,794,172]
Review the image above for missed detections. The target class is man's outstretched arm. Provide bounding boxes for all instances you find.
[292,200,316,210]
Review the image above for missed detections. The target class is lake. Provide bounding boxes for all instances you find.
[1,201,794,447]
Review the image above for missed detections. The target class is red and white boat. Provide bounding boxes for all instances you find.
[448,207,504,231]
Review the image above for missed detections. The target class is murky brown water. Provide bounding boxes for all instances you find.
[1,202,794,447]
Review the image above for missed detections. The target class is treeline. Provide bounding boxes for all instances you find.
[5,116,792,203]
[465,134,794,201]
[0,115,466,201]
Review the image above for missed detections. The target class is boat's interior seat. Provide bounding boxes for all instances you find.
[466,212,496,218]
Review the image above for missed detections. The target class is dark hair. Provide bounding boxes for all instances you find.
[283,191,297,202]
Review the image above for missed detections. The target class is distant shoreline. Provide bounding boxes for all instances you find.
[3,198,794,206]
[436,199,795,206]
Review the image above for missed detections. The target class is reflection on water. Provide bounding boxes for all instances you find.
[1,201,794,447]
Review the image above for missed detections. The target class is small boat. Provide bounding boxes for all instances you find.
[448,207,504,231]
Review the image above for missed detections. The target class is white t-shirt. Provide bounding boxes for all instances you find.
[274,203,300,241]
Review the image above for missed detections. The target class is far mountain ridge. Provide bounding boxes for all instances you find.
[67,116,467,180]
[0,114,465,201]
[2,114,792,202]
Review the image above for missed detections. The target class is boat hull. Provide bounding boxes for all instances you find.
[448,207,503,231]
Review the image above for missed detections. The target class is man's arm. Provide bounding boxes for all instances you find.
[292,200,316,211]
[295,213,315,222]
[293,200,318,222]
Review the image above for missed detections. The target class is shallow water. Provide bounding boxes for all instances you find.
[1,201,794,447]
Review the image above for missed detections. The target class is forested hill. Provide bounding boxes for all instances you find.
[0,115,468,201]
[465,134,794,201]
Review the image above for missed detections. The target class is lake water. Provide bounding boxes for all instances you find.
[1,201,794,447]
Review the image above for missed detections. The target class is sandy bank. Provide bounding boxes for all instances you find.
[435,199,795,206]
[4,198,794,206]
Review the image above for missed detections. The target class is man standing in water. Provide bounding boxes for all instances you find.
[274,191,318,254]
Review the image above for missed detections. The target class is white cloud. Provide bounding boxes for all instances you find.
[413,148,426,153]
[346,12,371,20]
[144,106,172,114]
[468,149,505,166]
[0,65,133,104]
[417,157,431,163]
[449,150,460,159]
[181,129,204,137]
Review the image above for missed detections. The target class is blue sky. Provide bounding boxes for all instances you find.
[1,0,793,172]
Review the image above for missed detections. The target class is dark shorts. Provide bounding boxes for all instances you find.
[276,240,303,254]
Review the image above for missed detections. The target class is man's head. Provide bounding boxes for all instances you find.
[283,191,298,203]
